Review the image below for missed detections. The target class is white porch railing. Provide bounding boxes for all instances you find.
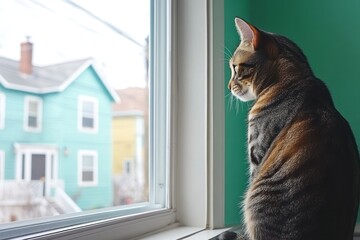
[52,186,82,213]
[0,180,81,223]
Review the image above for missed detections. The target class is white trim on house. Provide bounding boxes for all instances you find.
[77,150,98,187]
[23,95,43,132]
[77,95,99,133]
[0,151,4,180]
[13,143,59,196]
[0,59,120,103]
[0,92,5,129]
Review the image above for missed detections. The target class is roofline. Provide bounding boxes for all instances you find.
[113,110,144,117]
[0,58,120,103]
[88,60,120,103]
[57,58,120,103]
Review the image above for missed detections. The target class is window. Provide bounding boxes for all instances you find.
[78,96,98,133]
[0,0,176,238]
[78,150,98,186]
[0,92,5,129]
[0,151,4,180]
[24,96,42,132]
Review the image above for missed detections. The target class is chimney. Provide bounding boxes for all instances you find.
[20,36,33,75]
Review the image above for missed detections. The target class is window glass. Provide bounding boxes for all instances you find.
[25,97,42,130]
[0,0,157,226]
[79,97,98,131]
[81,100,95,128]
[28,102,38,127]
[80,153,96,183]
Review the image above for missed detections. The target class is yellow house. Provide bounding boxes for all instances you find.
[112,87,148,205]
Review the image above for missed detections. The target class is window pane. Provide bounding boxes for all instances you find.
[0,0,152,224]
[28,101,38,114]
[82,117,94,128]
[28,116,37,127]
[82,101,94,114]
[82,155,94,169]
[82,171,94,182]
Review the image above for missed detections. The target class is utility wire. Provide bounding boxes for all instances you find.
[28,0,101,35]
[62,0,144,47]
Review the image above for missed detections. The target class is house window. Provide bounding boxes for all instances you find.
[0,151,4,180]
[0,92,5,129]
[78,96,98,133]
[24,96,42,132]
[78,150,98,186]
[124,159,133,175]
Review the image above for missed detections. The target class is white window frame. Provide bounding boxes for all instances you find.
[78,150,98,187]
[0,151,4,180]
[0,92,5,129]
[0,1,225,239]
[24,95,43,132]
[78,95,99,133]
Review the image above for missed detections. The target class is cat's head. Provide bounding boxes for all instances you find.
[228,18,310,102]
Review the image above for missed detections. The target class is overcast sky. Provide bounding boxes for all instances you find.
[0,0,150,89]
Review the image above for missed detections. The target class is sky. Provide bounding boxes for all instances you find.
[0,0,150,89]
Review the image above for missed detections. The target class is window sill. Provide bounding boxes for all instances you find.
[1,208,176,240]
[137,226,230,240]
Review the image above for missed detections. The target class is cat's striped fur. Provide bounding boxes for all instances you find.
[226,18,360,240]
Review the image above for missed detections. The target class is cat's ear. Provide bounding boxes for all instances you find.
[235,17,278,58]
[235,17,261,50]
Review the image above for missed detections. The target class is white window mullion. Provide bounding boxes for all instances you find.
[149,0,171,209]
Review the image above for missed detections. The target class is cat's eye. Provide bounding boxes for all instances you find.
[240,62,255,68]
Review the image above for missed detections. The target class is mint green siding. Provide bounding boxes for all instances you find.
[0,66,114,210]
[225,0,360,225]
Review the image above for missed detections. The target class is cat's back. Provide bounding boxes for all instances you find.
[245,78,360,240]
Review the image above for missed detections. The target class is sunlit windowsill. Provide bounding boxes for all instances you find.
[137,225,360,240]
[137,226,229,240]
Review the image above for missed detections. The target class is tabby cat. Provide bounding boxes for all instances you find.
[223,18,360,240]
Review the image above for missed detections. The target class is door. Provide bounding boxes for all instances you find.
[31,154,46,180]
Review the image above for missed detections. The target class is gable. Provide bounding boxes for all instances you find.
[0,57,119,103]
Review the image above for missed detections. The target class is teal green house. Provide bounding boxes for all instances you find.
[0,40,119,220]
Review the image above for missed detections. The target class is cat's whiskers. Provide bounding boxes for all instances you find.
[218,44,234,63]
[223,45,234,59]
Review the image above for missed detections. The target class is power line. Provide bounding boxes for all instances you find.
[62,0,144,48]
[28,0,102,36]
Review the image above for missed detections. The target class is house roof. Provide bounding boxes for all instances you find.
[112,87,148,116]
[0,57,119,102]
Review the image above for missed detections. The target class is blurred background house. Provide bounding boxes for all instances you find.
[112,87,148,205]
[0,39,118,223]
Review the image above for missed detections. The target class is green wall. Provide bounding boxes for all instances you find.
[224,0,360,226]
[224,0,250,226]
